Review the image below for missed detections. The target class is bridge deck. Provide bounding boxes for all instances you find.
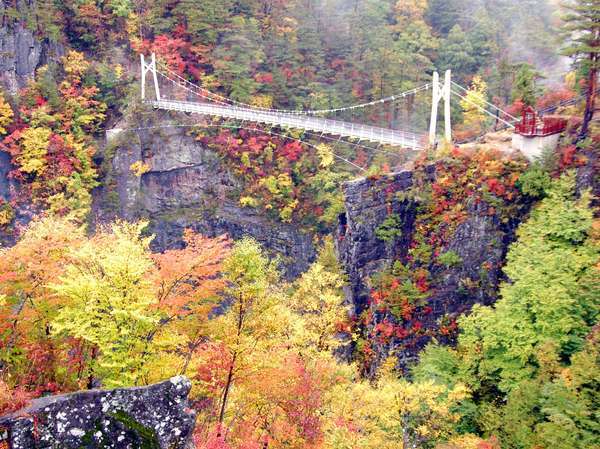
[147,99,425,148]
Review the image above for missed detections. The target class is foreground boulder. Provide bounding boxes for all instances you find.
[0,376,196,449]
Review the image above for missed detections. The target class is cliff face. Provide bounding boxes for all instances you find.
[337,170,420,308]
[0,376,195,449]
[337,164,531,372]
[96,125,316,278]
[0,151,11,202]
[0,1,64,94]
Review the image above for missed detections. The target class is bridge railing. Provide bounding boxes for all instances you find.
[146,99,424,149]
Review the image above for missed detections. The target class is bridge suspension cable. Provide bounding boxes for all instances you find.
[155,61,431,116]
[450,80,519,121]
[448,87,516,128]
[149,68,427,149]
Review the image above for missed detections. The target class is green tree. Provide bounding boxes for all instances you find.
[535,332,600,449]
[425,0,463,36]
[511,63,540,106]
[212,16,265,102]
[437,25,476,81]
[414,173,599,448]
[561,0,600,139]
[459,174,598,393]
[173,0,234,46]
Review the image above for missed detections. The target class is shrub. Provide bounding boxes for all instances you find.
[375,213,403,242]
[437,250,463,268]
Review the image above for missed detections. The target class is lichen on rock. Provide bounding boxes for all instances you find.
[0,376,196,449]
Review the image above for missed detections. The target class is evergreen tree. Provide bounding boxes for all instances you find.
[561,0,600,139]
[414,174,599,448]
[212,16,265,102]
[459,174,598,393]
[173,0,234,46]
[511,63,540,106]
[425,0,463,36]
[437,25,476,81]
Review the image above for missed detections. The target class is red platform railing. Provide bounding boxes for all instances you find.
[515,106,567,137]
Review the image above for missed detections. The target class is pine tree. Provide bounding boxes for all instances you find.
[511,63,540,106]
[437,25,476,81]
[561,0,600,139]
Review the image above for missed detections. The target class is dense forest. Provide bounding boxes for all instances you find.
[0,0,598,448]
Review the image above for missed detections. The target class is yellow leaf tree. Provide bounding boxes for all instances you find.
[289,237,348,355]
[15,127,51,175]
[324,360,470,449]
[460,76,488,134]
[51,221,159,388]
[0,91,13,135]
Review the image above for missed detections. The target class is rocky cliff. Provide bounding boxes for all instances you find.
[96,121,316,278]
[0,1,63,94]
[0,376,196,449]
[337,158,532,372]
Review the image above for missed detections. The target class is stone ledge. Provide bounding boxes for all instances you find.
[0,376,196,449]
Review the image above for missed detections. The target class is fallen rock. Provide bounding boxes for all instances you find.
[0,376,196,449]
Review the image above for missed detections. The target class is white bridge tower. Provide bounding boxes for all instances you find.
[140,53,161,101]
[429,70,452,145]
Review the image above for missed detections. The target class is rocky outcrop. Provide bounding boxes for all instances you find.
[0,1,64,94]
[576,145,600,211]
[337,170,420,309]
[337,166,531,371]
[96,122,316,278]
[0,376,196,449]
[0,151,30,247]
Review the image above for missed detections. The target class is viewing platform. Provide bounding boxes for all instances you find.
[512,106,567,159]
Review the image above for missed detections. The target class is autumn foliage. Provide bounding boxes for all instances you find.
[0,51,105,225]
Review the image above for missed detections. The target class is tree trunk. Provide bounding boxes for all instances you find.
[579,54,597,140]
[218,352,236,426]
[218,295,246,432]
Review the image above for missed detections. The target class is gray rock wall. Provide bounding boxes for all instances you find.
[0,376,196,449]
[337,170,420,309]
[0,1,64,94]
[0,151,12,202]
[337,165,531,371]
[97,124,316,278]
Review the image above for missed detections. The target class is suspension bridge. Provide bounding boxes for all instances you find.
[139,53,519,153]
